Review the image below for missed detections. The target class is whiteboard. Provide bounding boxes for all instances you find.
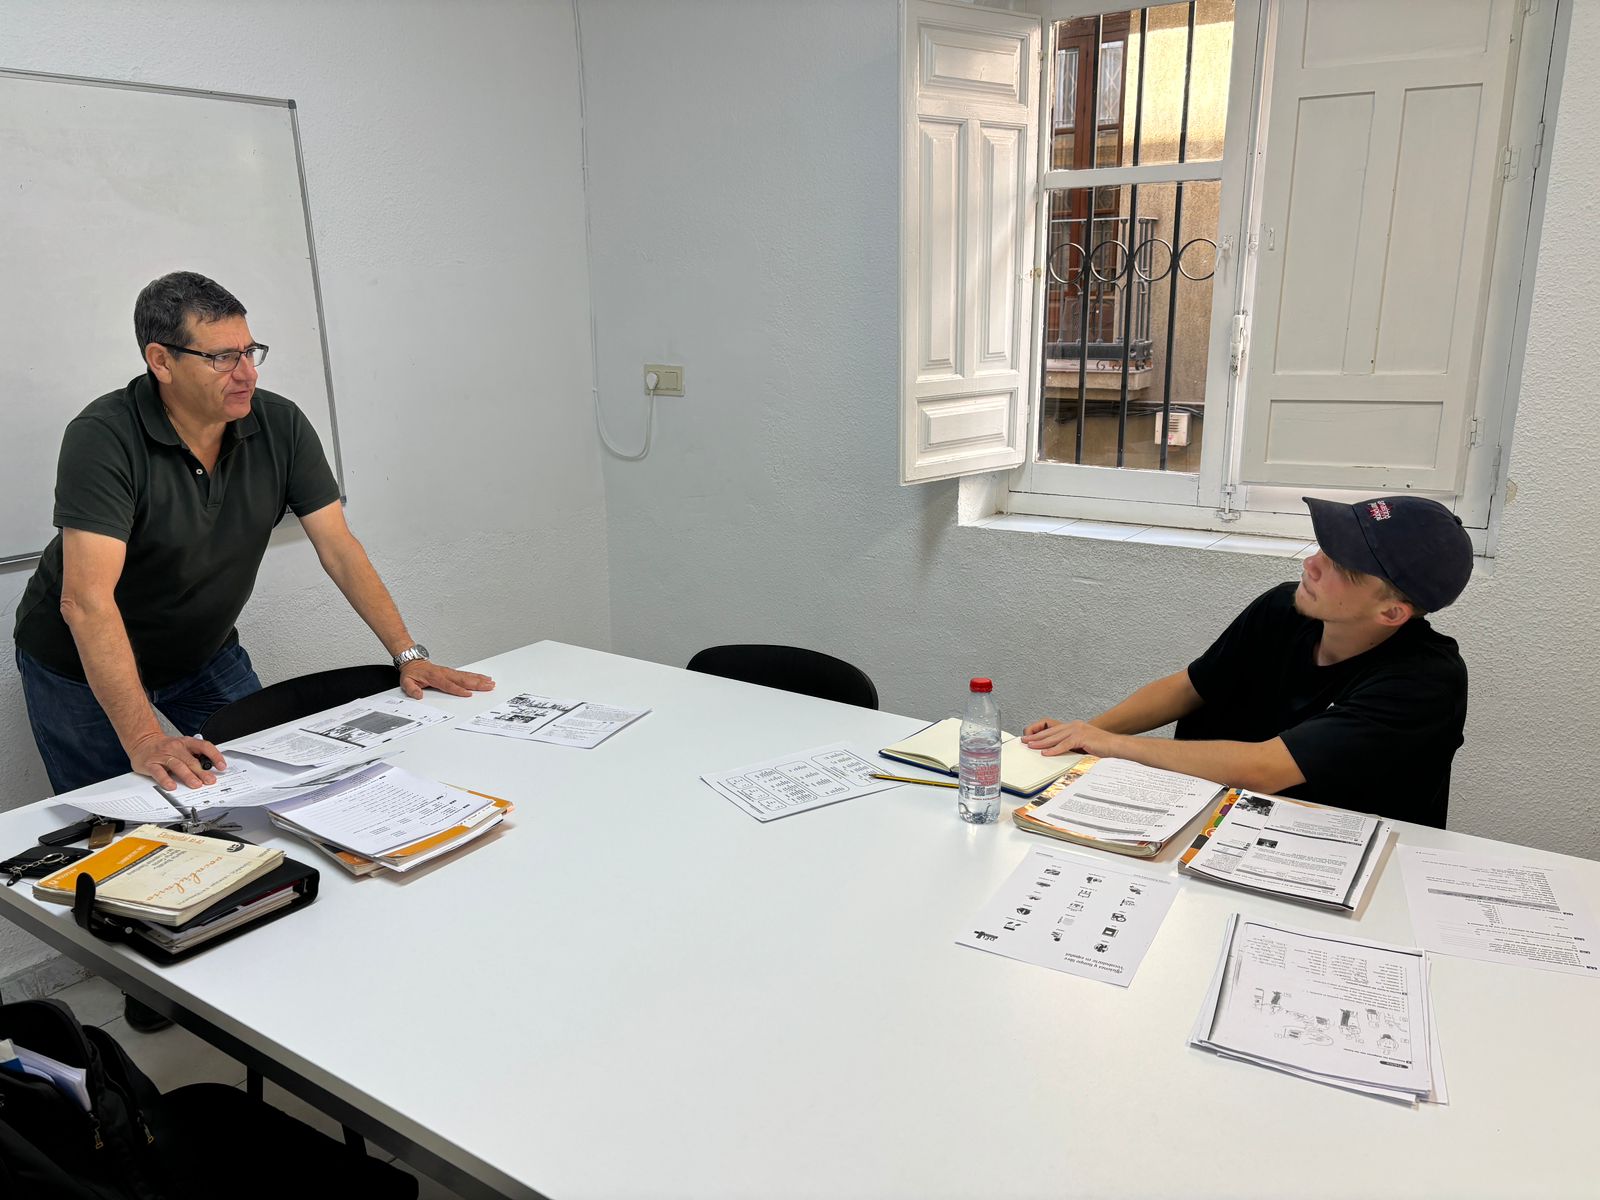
[0,70,342,564]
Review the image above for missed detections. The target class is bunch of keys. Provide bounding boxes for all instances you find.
[3,849,82,887]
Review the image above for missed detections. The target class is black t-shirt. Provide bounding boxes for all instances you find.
[1177,582,1467,828]
[14,373,341,689]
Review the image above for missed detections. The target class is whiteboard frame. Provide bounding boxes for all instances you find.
[0,68,344,566]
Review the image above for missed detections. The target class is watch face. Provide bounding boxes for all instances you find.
[412,644,429,659]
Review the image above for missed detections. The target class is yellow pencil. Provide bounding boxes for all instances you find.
[869,772,960,789]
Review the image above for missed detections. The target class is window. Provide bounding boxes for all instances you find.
[900,0,1560,551]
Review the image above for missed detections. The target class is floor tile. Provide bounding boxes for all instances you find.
[102,1015,247,1092]
[52,974,124,1027]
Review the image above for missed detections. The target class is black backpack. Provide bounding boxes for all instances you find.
[0,998,168,1200]
[1,996,420,1200]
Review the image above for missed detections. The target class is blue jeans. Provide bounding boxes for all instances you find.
[16,641,263,795]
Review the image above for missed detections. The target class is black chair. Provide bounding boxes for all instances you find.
[200,664,400,744]
[197,662,397,1154]
[686,644,878,709]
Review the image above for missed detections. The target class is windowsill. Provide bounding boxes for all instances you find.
[971,512,1317,558]
[968,508,1500,577]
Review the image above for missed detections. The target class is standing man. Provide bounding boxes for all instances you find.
[1022,495,1472,828]
[14,271,495,797]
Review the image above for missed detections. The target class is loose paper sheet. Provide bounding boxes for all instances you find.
[956,846,1179,987]
[702,743,895,821]
[457,693,649,748]
[1400,845,1600,979]
[294,696,451,753]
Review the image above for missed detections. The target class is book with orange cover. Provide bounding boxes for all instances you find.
[33,826,283,926]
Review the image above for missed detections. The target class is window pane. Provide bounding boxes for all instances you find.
[1038,180,1220,471]
[1051,2,1235,171]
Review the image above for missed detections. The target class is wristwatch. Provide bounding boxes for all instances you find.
[393,643,430,670]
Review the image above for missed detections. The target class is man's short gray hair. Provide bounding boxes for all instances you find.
[134,271,246,354]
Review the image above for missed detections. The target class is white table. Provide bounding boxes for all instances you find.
[1,641,1597,1199]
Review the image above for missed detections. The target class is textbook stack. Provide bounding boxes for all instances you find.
[32,825,314,957]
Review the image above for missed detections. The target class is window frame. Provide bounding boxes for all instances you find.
[1001,0,1562,555]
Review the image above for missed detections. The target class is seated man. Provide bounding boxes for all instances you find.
[1022,495,1472,829]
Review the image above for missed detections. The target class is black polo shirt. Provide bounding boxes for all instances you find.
[1176,582,1468,828]
[14,373,341,689]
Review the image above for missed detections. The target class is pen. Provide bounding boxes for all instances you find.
[869,772,960,789]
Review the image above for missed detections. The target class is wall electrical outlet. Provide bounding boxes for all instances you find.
[644,364,684,396]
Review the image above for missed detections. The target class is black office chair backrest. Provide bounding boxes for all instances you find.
[199,664,401,744]
[686,644,879,710]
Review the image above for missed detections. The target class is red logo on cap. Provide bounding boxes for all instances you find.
[1368,501,1392,521]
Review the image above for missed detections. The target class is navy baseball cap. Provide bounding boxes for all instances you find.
[1303,495,1473,612]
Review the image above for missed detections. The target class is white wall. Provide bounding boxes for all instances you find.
[0,1,610,977]
[581,0,1600,859]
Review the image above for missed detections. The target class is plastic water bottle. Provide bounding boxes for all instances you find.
[958,677,1002,824]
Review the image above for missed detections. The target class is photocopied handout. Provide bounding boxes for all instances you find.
[1400,845,1600,979]
[956,846,1179,987]
[1027,757,1222,846]
[1190,915,1444,1104]
[224,696,447,768]
[702,744,896,821]
[457,693,650,748]
[293,696,451,754]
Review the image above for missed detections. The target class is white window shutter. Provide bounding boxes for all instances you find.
[1238,0,1520,493]
[900,0,1041,485]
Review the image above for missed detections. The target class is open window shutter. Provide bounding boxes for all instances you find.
[1238,0,1520,493]
[900,0,1041,484]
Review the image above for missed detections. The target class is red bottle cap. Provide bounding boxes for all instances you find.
[969,677,993,693]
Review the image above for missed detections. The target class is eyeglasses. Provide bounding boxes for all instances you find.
[159,342,270,372]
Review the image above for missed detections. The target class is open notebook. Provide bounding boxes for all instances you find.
[880,718,1081,798]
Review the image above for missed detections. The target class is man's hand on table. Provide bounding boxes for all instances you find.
[399,660,496,700]
[1021,718,1125,759]
[127,732,228,790]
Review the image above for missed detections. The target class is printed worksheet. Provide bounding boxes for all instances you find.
[457,693,649,748]
[228,727,354,769]
[956,846,1179,987]
[297,696,451,752]
[1193,916,1437,1101]
[54,788,187,824]
[1400,846,1600,979]
[701,743,895,821]
[1029,757,1222,844]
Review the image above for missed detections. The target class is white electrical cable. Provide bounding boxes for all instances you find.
[573,0,654,461]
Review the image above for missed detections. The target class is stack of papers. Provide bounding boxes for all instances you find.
[32,826,284,926]
[1191,915,1446,1105]
[1012,757,1223,857]
[0,1039,91,1111]
[265,763,511,873]
[1179,792,1391,912]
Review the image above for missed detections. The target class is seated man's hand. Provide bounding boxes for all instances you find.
[399,660,496,700]
[128,733,227,791]
[1021,718,1121,758]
